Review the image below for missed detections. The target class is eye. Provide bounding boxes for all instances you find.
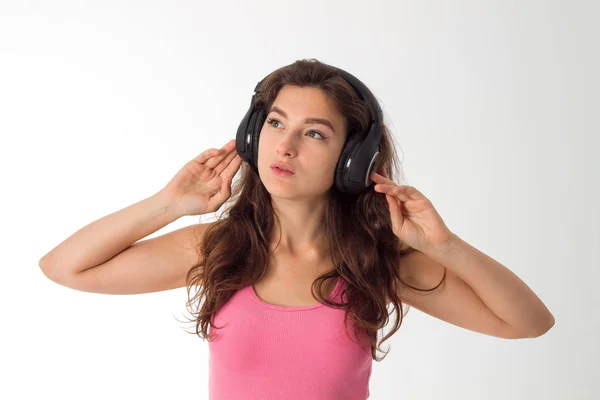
[266,117,282,129]
[307,131,325,139]
[266,118,326,140]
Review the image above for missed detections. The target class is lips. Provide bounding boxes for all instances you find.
[270,162,294,173]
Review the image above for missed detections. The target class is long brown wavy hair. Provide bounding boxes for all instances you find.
[181,58,445,362]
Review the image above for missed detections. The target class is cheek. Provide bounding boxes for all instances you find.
[257,135,274,163]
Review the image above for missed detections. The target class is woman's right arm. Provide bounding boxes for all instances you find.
[39,192,209,294]
[39,139,241,294]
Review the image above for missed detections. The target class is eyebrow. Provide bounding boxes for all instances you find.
[269,106,336,134]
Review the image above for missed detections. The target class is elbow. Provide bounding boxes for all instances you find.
[39,254,49,270]
[39,252,56,273]
[39,256,64,284]
[39,260,59,283]
[39,256,53,278]
[526,313,556,338]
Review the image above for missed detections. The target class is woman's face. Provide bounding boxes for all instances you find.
[257,85,348,200]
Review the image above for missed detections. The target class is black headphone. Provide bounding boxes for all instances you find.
[235,64,383,194]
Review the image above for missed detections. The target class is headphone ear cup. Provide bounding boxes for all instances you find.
[249,108,267,175]
[236,106,254,164]
[335,133,363,192]
[245,111,258,172]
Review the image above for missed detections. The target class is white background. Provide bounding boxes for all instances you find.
[1,1,598,399]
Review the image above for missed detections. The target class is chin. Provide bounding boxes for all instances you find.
[263,183,296,197]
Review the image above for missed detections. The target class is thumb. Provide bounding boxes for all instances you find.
[206,176,231,211]
[219,176,233,199]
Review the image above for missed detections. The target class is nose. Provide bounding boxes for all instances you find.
[276,133,299,158]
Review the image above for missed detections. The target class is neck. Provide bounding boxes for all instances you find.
[269,195,330,256]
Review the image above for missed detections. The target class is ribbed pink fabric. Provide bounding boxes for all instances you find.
[208,276,373,399]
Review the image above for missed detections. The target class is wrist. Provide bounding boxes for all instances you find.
[426,232,460,256]
[152,190,183,221]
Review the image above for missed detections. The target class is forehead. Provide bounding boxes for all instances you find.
[271,86,341,117]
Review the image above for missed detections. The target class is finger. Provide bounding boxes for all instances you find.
[206,180,230,212]
[397,185,422,199]
[206,145,236,173]
[386,193,401,211]
[219,153,243,181]
[193,148,222,164]
[374,184,409,201]
[193,140,235,165]
[376,183,422,198]
[202,141,237,170]
[385,193,404,227]
[370,170,393,184]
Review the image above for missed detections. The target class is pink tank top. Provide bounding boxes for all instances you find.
[207,276,373,399]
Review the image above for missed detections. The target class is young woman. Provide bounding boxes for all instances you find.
[40,59,554,400]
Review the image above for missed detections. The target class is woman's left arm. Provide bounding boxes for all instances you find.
[371,169,555,337]
[425,234,555,337]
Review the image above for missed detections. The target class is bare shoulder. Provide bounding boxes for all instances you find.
[174,221,216,254]
[156,220,217,272]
